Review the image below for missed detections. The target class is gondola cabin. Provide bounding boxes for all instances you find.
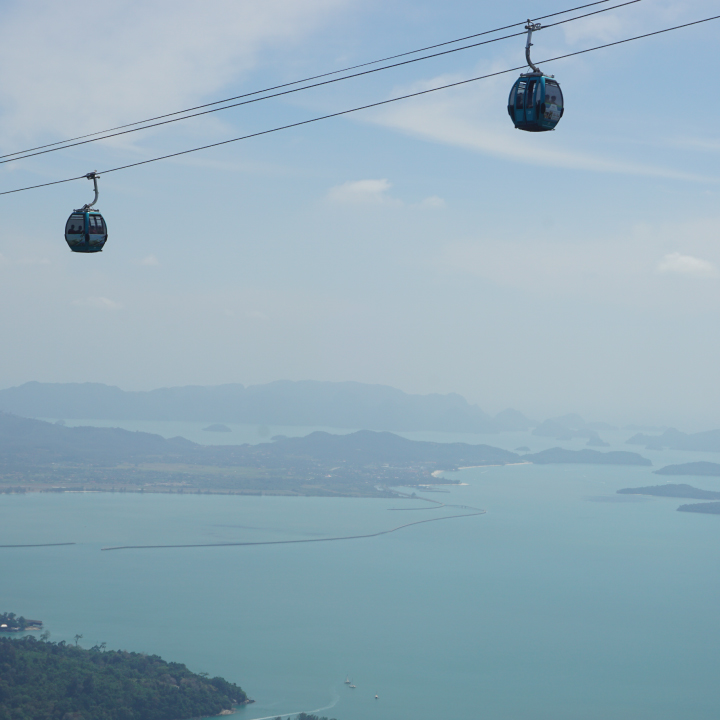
[64,211,108,253]
[508,74,564,132]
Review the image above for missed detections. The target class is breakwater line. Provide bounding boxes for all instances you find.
[101,510,485,551]
[387,505,444,510]
[0,542,76,548]
[388,487,446,511]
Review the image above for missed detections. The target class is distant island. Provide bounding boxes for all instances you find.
[0,612,43,632]
[203,424,232,433]
[653,462,720,477]
[0,413,652,498]
[617,484,720,500]
[677,502,720,515]
[586,436,610,447]
[0,635,249,720]
[532,414,611,447]
[626,428,720,452]
[524,448,651,466]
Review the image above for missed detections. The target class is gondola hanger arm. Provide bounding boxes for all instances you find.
[80,171,100,211]
[525,20,554,77]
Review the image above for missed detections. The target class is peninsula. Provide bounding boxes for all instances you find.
[0,413,651,498]
[617,484,720,500]
[525,447,650,466]
[0,612,42,632]
[677,502,720,515]
[653,461,720,477]
[0,635,248,720]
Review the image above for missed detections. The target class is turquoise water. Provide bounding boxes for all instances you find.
[3,430,720,719]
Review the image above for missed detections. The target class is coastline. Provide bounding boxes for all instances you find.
[0,485,402,499]
[0,626,42,632]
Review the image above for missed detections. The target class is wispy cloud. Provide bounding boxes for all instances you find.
[562,14,626,45]
[138,255,159,266]
[369,91,713,182]
[657,252,718,278]
[327,179,399,205]
[670,137,720,153]
[438,240,619,295]
[435,222,720,301]
[0,0,347,146]
[360,59,715,183]
[71,296,123,310]
[326,179,445,208]
[421,196,446,209]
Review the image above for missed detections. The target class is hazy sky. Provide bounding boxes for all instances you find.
[0,0,718,429]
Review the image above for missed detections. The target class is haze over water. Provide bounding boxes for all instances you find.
[3,428,720,720]
[1,0,719,715]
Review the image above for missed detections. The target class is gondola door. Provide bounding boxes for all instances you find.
[524,78,538,125]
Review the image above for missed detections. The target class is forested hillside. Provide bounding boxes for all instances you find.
[0,636,247,720]
[0,413,651,497]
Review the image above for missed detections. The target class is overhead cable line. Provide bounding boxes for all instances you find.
[0,0,622,163]
[2,13,716,198]
[0,0,639,167]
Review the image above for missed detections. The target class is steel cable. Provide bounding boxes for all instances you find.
[1,13,716,197]
[0,0,630,164]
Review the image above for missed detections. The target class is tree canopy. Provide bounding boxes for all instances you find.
[0,636,247,720]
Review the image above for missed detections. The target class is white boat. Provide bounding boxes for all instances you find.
[344,676,351,684]
[349,684,356,689]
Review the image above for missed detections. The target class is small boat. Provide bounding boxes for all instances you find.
[344,676,351,685]
[375,695,378,700]
[349,684,356,689]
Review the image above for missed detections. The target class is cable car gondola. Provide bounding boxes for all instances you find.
[508,21,564,132]
[64,172,108,253]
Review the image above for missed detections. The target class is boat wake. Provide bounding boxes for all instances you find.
[244,691,340,720]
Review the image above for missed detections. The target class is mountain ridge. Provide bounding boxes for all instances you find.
[0,413,652,496]
[0,380,533,434]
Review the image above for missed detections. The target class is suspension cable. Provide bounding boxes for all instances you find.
[1,13,715,198]
[0,0,629,164]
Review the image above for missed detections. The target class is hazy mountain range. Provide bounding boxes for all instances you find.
[0,412,650,471]
[532,413,615,447]
[0,382,712,449]
[0,412,516,469]
[0,412,652,497]
[0,381,533,434]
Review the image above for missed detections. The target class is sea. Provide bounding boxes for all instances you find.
[3,422,720,720]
